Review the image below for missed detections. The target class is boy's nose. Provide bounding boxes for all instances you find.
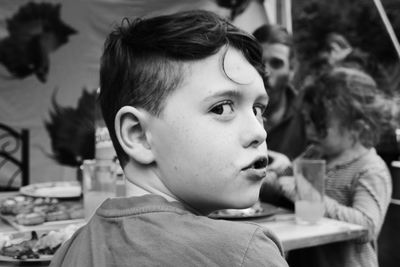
[240,115,267,148]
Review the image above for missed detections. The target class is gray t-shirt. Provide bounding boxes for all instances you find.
[50,194,288,267]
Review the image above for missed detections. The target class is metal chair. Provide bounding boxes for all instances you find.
[0,123,29,191]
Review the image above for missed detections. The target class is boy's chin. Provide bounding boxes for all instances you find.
[226,195,260,210]
[198,187,261,214]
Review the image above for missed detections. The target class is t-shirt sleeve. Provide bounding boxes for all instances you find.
[241,226,289,267]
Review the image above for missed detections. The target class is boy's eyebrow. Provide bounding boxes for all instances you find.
[203,89,269,103]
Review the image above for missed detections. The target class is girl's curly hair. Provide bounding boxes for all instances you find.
[302,67,399,148]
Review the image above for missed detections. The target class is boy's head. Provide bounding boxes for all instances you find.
[252,24,294,111]
[99,10,268,213]
[302,67,395,152]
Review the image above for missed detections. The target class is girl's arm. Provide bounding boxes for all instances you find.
[324,167,392,242]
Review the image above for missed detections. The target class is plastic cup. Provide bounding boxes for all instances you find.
[294,159,325,224]
[81,159,116,220]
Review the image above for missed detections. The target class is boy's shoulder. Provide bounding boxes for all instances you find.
[50,195,287,267]
[98,194,283,249]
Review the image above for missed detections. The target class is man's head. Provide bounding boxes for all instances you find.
[99,10,268,213]
[252,24,293,112]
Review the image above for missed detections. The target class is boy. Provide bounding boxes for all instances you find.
[50,10,288,267]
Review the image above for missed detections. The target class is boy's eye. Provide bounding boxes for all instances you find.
[210,102,234,116]
[253,105,266,121]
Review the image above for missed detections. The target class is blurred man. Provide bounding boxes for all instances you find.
[253,24,307,209]
[253,24,307,165]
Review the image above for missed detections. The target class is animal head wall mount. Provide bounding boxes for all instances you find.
[0,2,77,83]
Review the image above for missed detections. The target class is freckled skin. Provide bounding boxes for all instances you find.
[145,47,268,214]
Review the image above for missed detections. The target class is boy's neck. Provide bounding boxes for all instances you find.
[122,163,211,215]
[123,163,179,203]
[125,180,179,202]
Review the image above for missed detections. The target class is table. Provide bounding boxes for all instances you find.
[249,214,368,251]
[0,192,367,265]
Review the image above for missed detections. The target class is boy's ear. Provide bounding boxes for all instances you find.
[115,106,155,164]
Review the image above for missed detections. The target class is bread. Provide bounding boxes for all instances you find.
[16,212,46,226]
[45,210,69,221]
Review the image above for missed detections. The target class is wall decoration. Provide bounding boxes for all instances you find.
[44,88,96,167]
[0,2,77,83]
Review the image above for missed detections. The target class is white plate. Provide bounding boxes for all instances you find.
[209,202,290,220]
[20,181,82,199]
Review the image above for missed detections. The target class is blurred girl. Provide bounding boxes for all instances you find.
[284,67,397,267]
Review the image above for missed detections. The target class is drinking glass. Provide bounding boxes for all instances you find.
[294,159,325,224]
[81,159,116,220]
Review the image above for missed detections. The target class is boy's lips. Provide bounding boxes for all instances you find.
[243,156,268,170]
[241,156,268,181]
[243,168,267,181]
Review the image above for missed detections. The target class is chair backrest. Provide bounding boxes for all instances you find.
[0,123,29,191]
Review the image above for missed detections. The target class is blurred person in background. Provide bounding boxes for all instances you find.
[253,24,307,208]
[252,24,307,167]
[316,32,400,167]
[280,67,397,267]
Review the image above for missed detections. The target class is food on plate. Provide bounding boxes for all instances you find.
[16,213,46,226]
[0,224,81,260]
[45,210,69,222]
[68,204,85,219]
[0,195,84,226]
[0,231,40,260]
[0,196,57,216]
[35,224,80,255]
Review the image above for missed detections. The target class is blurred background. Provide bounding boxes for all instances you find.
[0,0,398,195]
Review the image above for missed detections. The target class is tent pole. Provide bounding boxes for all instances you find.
[372,0,400,60]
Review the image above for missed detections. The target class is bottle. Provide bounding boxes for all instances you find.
[95,88,116,162]
[82,88,117,219]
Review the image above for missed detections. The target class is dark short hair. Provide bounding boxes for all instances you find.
[302,67,396,148]
[252,24,294,64]
[252,24,292,47]
[99,10,265,166]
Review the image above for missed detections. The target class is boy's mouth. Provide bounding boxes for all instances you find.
[243,157,268,170]
[242,157,268,181]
